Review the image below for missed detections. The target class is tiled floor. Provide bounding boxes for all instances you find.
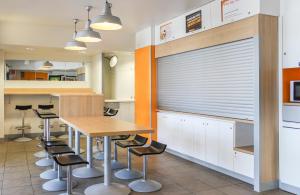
[0,139,293,195]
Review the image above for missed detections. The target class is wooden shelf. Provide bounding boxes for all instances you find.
[234,146,254,155]
[284,102,300,106]
[4,88,95,95]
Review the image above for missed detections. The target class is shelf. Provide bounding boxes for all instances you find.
[4,88,95,95]
[234,146,254,155]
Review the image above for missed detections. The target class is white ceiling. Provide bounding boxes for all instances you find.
[0,0,212,54]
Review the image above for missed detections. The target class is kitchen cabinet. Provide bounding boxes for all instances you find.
[193,117,206,161]
[234,151,254,178]
[218,122,234,171]
[280,126,300,188]
[205,120,219,165]
[157,111,252,178]
[282,0,300,68]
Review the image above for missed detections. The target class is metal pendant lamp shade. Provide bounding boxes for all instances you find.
[64,19,87,51]
[75,6,102,43]
[90,1,122,31]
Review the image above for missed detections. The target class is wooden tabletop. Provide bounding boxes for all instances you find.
[60,116,153,137]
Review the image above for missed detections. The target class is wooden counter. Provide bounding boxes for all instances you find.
[234,146,254,155]
[4,88,95,95]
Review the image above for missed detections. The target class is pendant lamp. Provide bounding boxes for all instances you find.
[90,0,122,31]
[75,6,102,43]
[64,19,87,51]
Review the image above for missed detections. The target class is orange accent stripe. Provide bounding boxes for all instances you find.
[283,68,300,102]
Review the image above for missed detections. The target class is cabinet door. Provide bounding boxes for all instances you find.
[283,0,300,68]
[193,117,206,161]
[218,122,234,171]
[280,127,300,187]
[205,120,219,165]
[157,112,169,145]
[177,115,194,156]
[234,151,254,178]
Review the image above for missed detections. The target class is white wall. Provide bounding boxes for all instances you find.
[103,53,134,100]
[90,53,103,94]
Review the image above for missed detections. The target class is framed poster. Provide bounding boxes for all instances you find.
[160,22,172,41]
[221,0,243,22]
[186,10,202,33]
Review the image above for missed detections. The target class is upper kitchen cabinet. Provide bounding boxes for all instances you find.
[282,0,300,68]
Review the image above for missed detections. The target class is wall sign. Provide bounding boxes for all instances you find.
[186,10,202,33]
[221,0,243,22]
[160,22,173,41]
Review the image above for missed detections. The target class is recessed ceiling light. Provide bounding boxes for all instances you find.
[26,47,34,51]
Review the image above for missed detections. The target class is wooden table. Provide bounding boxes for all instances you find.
[60,116,153,195]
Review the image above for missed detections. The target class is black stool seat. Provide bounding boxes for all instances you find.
[33,109,58,119]
[129,140,167,157]
[38,104,54,110]
[112,135,130,141]
[104,108,118,117]
[54,155,88,166]
[46,146,74,156]
[16,105,32,110]
[42,140,67,147]
[116,135,148,148]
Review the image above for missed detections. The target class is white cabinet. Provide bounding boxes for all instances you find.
[280,127,300,188]
[157,111,251,178]
[282,0,300,68]
[234,151,254,178]
[205,120,219,165]
[218,122,234,171]
[193,117,206,161]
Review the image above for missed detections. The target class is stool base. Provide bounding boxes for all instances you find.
[129,179,162,193]
[14,137,32,142]
[35,158,53,167]
[43,179,77,192]
[114,169,142,180]
[72,167,103,179]
[102,160,126,170]
[84,183,130,195]
[34,150,47,158]
[93,151,104,160]
[59,192,82,195]
[40,169,66,180]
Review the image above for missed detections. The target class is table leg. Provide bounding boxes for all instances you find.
[68,126,73,148]
[74,130,80,155]
[84,136,131,195]
[72,136,103,179]
[35,118,53,167]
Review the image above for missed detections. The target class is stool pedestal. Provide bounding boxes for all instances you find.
[114,148,142,180]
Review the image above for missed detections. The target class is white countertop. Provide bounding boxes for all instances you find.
[105,99,135,103]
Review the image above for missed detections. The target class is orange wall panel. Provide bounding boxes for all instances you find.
[135,46,151,127]
[283,68,300,102]
[135,46,157,140]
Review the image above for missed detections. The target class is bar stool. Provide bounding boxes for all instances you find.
[53,154,88,195]
[128,140,167,193]
[14,105,32,142]
[40,139,68,180]
[94,108,119,161]
[110,135,130,170]
[34,104,56,158]
[33,109,59,167]
[43,145,76,192]
[114,135,148,180]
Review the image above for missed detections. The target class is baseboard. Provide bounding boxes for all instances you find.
[259,180,279,192]
[280,181,300,195]
[166,148,254,185]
